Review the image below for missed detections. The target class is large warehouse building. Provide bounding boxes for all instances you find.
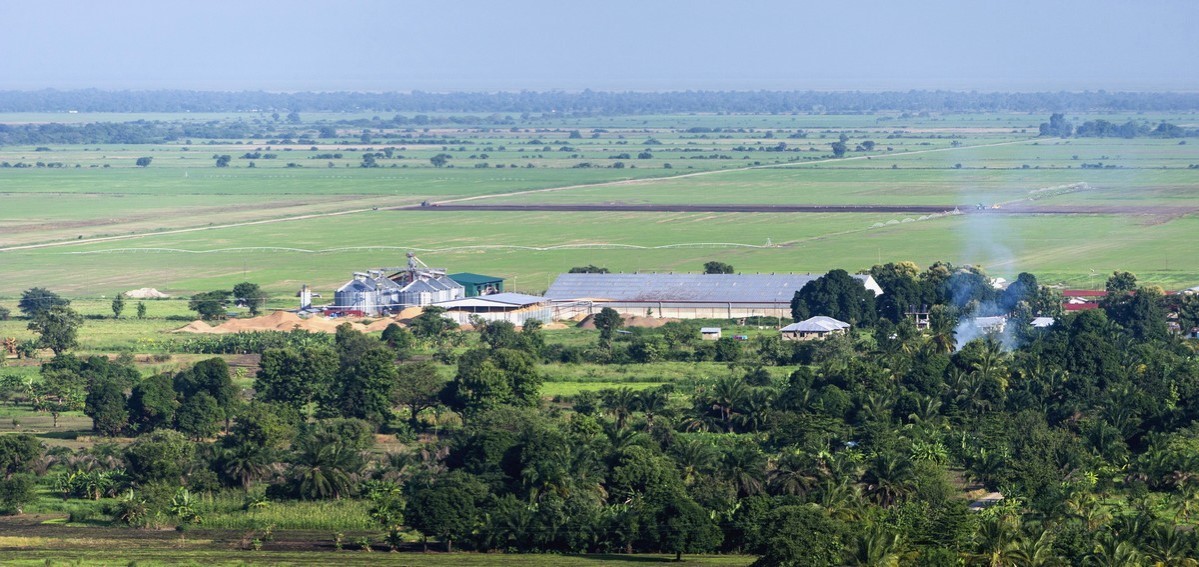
[544,273,883,319]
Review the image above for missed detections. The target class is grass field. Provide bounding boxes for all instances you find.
[1,111,1197,299]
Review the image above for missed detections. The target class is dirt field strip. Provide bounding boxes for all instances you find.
[0,137,1036,254]
[426,137,1040,206]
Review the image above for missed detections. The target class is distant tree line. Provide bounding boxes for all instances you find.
[4,89,1199,114]
[1039,113,1198,139]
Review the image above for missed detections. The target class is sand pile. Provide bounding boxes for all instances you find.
[174,312,370,334]
[363,318,404,332]
[395,306,424,320]
[622,316,679,329]
[576,314,679,329]
[541,322,569,330]
[125,288,170,299]
[174,320,217,333]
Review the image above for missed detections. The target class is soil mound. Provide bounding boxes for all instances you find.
[363,318,404,332]
[575,314,679,330]
[173,320,217,334]
[395,306,424,320]
[125,288,170,299]
[174,312,369,334]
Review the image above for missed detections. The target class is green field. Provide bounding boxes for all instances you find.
[2,111,1198,299]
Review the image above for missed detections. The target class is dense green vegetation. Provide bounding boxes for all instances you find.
[2,100,1199,563]
[2,262,1199,564]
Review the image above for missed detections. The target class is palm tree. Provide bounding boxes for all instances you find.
[708,375,749,432]
[638,387,670,434]
[974,514,1020,567]
[768,452,820,496]
[291,438,363,500]
[1084,535,1143,567]
[671,437,718,486]
[1142,524,1198,567]
[221,443,272,492]
[1009,529,1058,567]
[732,388,774,433]
[819,479,866,522]
[719,444,766,497]
[602,387,641,430]
[861,451,915,507]
[927,305,957,354]
[845,523,903,567]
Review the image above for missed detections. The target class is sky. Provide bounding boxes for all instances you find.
[2,0,1195,92]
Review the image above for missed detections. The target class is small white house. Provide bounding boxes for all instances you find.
[780,316,850,341]
[1030,317,1055,328]
[700,327,722,340]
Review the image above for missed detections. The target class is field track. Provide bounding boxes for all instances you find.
[396,203,1199,216]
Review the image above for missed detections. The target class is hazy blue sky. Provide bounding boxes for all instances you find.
[2,0,1195,92]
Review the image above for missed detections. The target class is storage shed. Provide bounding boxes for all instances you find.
[780,316,851,341]
[432,292,552,326]
[544,273,883,319]
[449,273,504,297]
[700,327,722,340]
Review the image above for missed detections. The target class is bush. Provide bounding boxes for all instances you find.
[0,473,38,514]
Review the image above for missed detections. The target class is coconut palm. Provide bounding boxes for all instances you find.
[818,479,866,522]
[845,523,903,567]
[719,444,766,497]
[974,514,1021,567]
[768,452,820,496]
[1084,535,1143,567]
[221,443,273,492]
[1009,528,1058,567]
[291,438,364,500]
[1142,524,1198,567]
[861,450,916,507]
[601,387,641,430]
[672,437,718,485]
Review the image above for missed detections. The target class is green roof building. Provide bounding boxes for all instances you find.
[449,273,504,297]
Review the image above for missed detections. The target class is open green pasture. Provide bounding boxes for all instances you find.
[5,205,1198,297]
[1,112,1197,300]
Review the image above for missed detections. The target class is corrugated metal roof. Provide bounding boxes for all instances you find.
[545,273,881,303]
[449,272,505,285]
[700,327,722,333]
[434,293,546,309]
[781,316,850,332]
[1031,317,1056,328]
[401,276,462,294]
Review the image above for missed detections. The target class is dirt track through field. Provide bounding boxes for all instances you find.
[397,203,1199,216]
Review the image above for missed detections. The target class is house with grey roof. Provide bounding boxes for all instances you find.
[780,316,851,341]
[544,273,883,320]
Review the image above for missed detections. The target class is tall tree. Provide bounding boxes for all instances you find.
[405,472,486,552]
[85,377,129,436]
[127,373,179,433]
[392,361,444,429]
[593,307,623,346]
[28,306,83,356]
[704,261,734,274]
[18,287,69,318]
[255,346,336,411]
[231,282,267,316]
[188,290,231,321]
[111,293,126,319]
[791,269,877,325]
[322,329,397,428]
